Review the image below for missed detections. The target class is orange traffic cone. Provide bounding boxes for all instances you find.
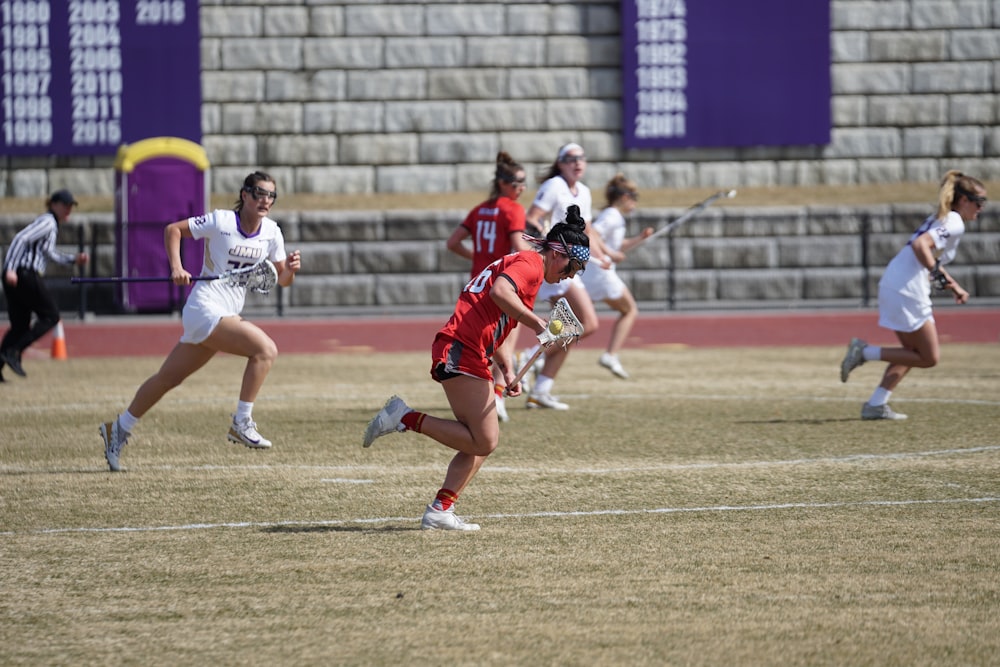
[51,321,67,360]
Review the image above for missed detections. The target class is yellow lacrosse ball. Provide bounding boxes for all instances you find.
[549,319,563,335]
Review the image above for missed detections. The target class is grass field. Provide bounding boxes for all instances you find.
[1,345,998,666]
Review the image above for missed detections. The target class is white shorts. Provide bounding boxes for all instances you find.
[877,284,933,333]
[180,291,239,344]
[536,273,584,304]
[581,266,626,302]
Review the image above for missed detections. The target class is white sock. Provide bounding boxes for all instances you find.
[863,346,881,362]
[118,409,139,433]
[534,375,554,395]
[868,387,891,406]
[235,400,253,422]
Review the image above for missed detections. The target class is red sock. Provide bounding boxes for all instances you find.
[401,410,425,433]
[431,488,458,512]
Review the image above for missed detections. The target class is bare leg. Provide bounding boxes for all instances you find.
[418,374,500,495]
[603,288,638,356]
[200,316,279,402]
[878,322,940,391]
[127,343,216,418]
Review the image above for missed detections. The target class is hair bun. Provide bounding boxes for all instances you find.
[565,204,584,227]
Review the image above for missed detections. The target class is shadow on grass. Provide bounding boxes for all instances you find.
[735,418,860,425]
[262,524,418,534]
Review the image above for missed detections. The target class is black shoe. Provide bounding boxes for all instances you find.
[0,349,25,377]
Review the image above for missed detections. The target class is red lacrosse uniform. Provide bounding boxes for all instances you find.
[460,197,527,276]
[431,250,543,382]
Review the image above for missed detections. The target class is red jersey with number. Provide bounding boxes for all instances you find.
[460,197,527,276]
[432,250,543,380]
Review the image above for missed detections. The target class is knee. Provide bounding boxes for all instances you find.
[255,338,278,364]
[474,438,499,457]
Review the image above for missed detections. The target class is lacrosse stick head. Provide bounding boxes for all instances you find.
[226,259,278,293]
[542,297,584,348]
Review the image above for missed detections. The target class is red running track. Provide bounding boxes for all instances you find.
[31,307,1000,358]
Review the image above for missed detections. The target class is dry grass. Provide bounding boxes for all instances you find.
[4,181,1000,215]
[1,345,999,665]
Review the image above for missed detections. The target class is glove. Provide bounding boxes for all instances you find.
[537,329,557,347]
[930,261,948,290]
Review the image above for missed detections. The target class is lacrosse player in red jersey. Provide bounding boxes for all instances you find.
[99,171,302,472]
[840,170,986,420]
[445,151,532,422]
[364,206,591,531]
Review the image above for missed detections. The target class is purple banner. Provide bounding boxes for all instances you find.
[1,0,200,155]
[622,0,830,149]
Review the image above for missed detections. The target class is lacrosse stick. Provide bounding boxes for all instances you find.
[71,259,279,294]
[637,189,737,246]
[505,297,583,395]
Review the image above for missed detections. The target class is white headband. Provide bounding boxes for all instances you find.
[557,143,584,161]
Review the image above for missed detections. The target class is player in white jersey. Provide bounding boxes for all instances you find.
[840,170,986,420]
[519,143,605,410]
[581,174,653,380]
[99,172,302,471]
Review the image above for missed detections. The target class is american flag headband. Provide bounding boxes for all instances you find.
[521,233,591,264]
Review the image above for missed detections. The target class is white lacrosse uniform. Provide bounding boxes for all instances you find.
[581,206,628,302]
[532,176,592,302]
[877,211,964,333]
[180,209,287,344]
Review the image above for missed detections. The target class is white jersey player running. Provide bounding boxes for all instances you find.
[520,143,604,410]
[581,174,653,379]
[99,171,302,472]
[839,169,985,420]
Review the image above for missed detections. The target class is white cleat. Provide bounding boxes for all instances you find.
[840,337,867,383]
[228,416,273,449]
[100,418,130,472]
[861,402,908,421]
[526,392,569,410]
[599,352,629,379]
[362,395,411,448]
[421,505,480,531]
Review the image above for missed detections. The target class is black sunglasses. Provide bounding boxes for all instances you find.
[966,194,987,207]
[245,185,277,202]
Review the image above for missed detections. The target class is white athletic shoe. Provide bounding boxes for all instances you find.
[228,416,273,449]
[99,418,129,472]
[363,395,411,448]
[840,337,867,382]
[599,352,629,379]
[526,392,569,410]
[495,396,510,422]
[861,402,908,421]
[421,505,480,531]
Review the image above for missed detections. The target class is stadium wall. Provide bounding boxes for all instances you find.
[1,0,999,199]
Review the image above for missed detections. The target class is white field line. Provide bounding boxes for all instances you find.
[8,496,999,537]
[2,445,998,536]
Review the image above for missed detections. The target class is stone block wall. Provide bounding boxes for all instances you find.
[1,0,999,198]
[4,203,997,314]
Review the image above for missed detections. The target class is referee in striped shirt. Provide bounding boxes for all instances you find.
[1,190,88,380]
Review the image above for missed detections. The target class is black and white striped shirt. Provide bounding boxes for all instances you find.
[2,212,76,275]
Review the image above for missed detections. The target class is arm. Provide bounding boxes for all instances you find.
[446,226,474,261]
[490,276,545,396]
[912,233,969,304]
[165,220,194,285]
[620,227,654,254]
[274,250,301,288]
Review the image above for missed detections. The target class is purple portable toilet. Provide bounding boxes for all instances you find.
[114,137,210,312]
